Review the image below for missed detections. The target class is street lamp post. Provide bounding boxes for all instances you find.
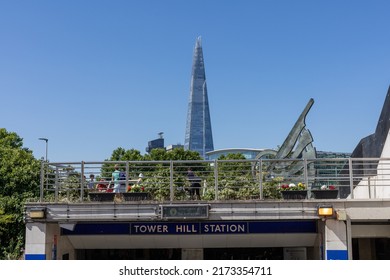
[38,138,49,195]
[38,138,48,161]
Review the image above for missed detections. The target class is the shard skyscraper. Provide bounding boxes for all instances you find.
[184,37,214,158]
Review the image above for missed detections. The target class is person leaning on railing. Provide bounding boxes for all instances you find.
[187,168,201,199]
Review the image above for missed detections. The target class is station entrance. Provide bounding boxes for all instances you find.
[352,238,390,260]
[63,220,319,260]
[76,249,182,260]
[204,247,284,260]
[76,247,298,260]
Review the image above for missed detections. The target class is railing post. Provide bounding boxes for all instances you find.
[214,160,218,200]
[170,160,174,201]
[40,159,44,203]
[303,158,309,198]
[55,166,59,202]
[368,176,371,199]
[349,158,354,199]
[259,159,263,200]
[303,159,308,186]
[126,161,129,190]
[80,161,85,202]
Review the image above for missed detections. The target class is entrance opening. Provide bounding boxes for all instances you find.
[352,238,390,260]
[76,249,181,260]
[204,247,283,260]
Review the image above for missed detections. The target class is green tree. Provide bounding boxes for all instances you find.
[216,153,257,199]
[0,129,23,149]
[0,128,40,259]
[100,148,144,180]
[149,147,202,161]
[101,147,205,200]
[110,147,143,161]
[217,153,252,185]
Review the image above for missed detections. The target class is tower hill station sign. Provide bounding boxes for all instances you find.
[61,221,316,236]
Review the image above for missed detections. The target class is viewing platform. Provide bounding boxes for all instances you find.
[34,157,390,203]
[26,157,390,224]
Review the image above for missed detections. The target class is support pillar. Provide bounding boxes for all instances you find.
[324,219,349,260]
[25,222,47,260]
[25,222,74,260]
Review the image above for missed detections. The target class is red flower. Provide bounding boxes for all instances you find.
[329,185,335,190]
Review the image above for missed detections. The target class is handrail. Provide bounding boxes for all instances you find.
[39,157,390,202]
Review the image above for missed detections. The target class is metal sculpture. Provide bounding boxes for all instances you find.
[262,98,316,180]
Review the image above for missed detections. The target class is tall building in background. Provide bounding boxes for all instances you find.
[146,132,164,153]
[184,37,214,158]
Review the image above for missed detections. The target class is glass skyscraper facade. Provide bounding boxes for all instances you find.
[184,37,214,158]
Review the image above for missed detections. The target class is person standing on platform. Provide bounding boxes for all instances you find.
[88,174,95,189]
[111,164,121,193]
[187,168,201,199]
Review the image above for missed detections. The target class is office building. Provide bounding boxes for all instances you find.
[184,37,214,158]
[146,133,164,153]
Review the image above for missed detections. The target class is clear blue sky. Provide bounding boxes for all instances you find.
[1,0,390,162]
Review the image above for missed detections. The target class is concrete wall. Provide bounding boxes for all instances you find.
[353,134,390,199]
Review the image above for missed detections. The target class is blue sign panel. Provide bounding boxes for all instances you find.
[249,221,317,234]
[25,254,46,260]
[326,250,348,260]
[62,223,130,235]
[201,222,247,234]
[131,222,200,234]
[61,221,317,235]
[130,222,248,235]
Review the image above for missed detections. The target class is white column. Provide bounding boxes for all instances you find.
[324,219,349,260]
[25,223,47,260]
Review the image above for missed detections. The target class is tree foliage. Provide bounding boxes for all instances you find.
[0,129,23,149]
[101,147,204,200]
[0,128,40,259]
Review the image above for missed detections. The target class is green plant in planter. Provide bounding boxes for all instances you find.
[237,187,260,200]
[143,175,170,201]
[152,185,170,201]
[201,188,215,201]
[128,184,145,193]
[262,185,281,199]
[174,187,188,200]
[262,176,284,199]
[279,182,306,191]
[219,188,237,200]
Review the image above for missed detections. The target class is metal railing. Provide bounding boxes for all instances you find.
[38,158,390,202]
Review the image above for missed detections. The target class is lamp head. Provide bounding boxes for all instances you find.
[317,205,334,218]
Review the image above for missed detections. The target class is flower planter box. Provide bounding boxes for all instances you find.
[281,190,307,200]
[88,192,115,202]
[311,189,338,199]
[123,192,151,201]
